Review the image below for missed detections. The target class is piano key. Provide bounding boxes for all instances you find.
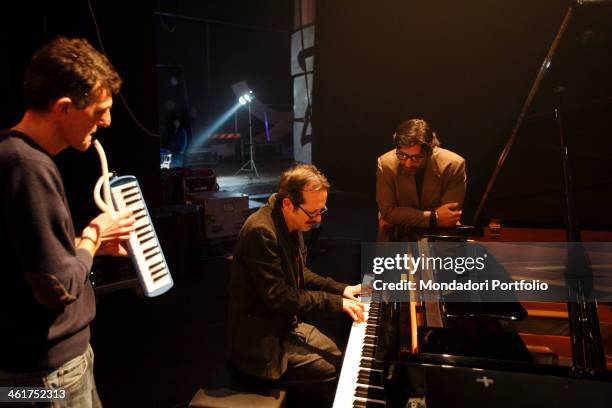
[333,299,386,408]
[362,349,376,357]
[122,191,139,200]
[149,264,165,276]
[134,224,150,234]
[352,400,385,407]
[355,385,385,400]
[123,194,142,207]
[144,253,164,267]
[358,370,383,385]
[141,239,158,250]
[153,271,169,283]
[144,249,161,261]
[139,234,155,245]
[120,186,137,194]
[136,228,153,239]
[362,344,375,353]
[359,358,383,370]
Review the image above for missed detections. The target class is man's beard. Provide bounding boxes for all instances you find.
[400,166,420,175]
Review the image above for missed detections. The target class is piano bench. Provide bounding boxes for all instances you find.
[188,387,287,408]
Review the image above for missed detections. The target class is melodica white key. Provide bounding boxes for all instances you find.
[109,175,173,297]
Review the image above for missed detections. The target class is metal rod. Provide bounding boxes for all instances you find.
[473,7,574,225]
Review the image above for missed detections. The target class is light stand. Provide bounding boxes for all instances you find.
[235,94,259,177]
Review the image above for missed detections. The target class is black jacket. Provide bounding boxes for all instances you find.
[227,194,347,379]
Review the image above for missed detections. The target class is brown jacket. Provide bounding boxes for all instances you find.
[227,194,347,379]
[376,147,466,231]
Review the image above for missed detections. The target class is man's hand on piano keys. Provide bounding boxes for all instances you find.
[343,284,362,301]
[342,298,365,323]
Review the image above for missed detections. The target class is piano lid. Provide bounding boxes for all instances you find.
[474,1,612,230]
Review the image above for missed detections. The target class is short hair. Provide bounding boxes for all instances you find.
[278,164,331,206]
[393,118,440,153]
[24,37,122,111]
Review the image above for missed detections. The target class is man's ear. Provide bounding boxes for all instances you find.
[51,97,73,116]
[282,197,294,211]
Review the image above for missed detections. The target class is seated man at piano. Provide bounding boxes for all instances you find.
[227,164,364,401]
[376,118,467,241]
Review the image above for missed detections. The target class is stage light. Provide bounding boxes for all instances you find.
[235,90,258,177]
[238,91,254,105]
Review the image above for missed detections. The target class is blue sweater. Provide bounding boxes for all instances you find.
[0,130,95,372]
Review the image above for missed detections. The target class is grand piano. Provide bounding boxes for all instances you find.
[333,2,612,406]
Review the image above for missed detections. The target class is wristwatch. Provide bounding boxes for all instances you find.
[429,210,438,228]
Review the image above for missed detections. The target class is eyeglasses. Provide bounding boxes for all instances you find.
[297,204,328,219]
[395,150,426,162]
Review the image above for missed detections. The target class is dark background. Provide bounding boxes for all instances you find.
[154,1,292,151]
[313,0,612,227]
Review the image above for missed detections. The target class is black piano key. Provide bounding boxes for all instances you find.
[136,229,152,239]
[134,213,147,221]
[144,249,160,260]
[362,344,375,353]
[125,197,140,206]
[358,370,383,386]
[150,265,165,277]
[360,359,383,370]
[123,191,138,200]
[153,272,168,282]
[135,223,150,232]
[140,235,155,245]
[148,261,163,270]
[142,245,157,254]
[120,185,138,193]
[355,386,385,401]
[362,349,375,358]
[353,400,385,407]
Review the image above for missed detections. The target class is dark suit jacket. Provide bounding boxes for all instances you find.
[376,147,466,230]
[227,194,347,379]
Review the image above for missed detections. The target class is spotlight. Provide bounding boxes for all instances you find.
[238,91,254,105]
